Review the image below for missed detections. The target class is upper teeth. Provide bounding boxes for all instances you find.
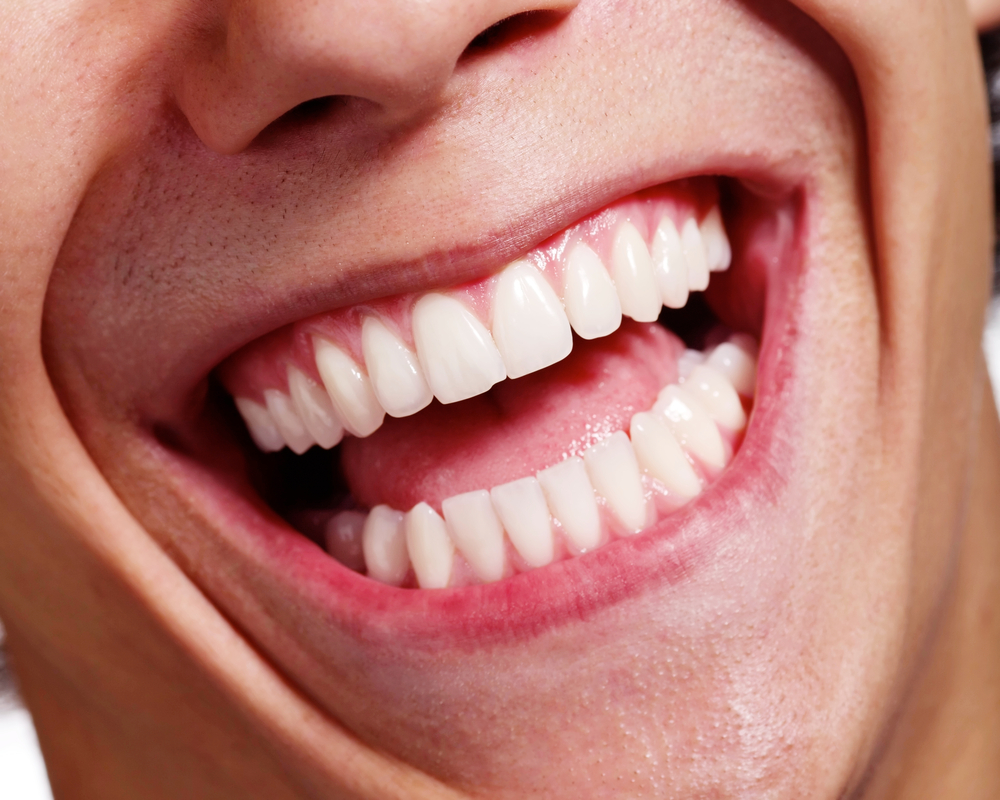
[234,205,733,454]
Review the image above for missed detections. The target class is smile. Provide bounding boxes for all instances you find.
[206,175,790,594]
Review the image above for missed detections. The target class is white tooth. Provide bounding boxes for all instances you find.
[442,490,506,583]
[677,348,706,380]
[706,341,757,398]
[234,397,285,452]
[650,216,689,309]
[629,412,702,499]
[490,477,554,568]
[287,366,345,449]
[654,384,727,471]
[728,331,760,359]
[537,457,602,550]
[411,293,506,404]
[582,431,649,534]
[405,502,454,589]
[611,221,661,322]
[313,338,386,437]
[361,316,433,418]
[681,218,710,292]
[563,242,623,339]
[362,505,409,586]
[684,365,747,431]
[492,260,573,379]
[324,510,367,572]
[263,389,315,454]
[701,207,732,272]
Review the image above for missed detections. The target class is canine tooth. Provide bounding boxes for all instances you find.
[325,510,367,572]
[629,412,702,499]
[405,502,454,589]
[611,222,661,322]
[362,505,409,586]
[411,293,506,404]
[684,365,747,430]
[654,385,727,471]
[677,348,706,380]
[537,457,602,551]
[442,490,506,583]
[313,338,386,437]
[701,207,732,272]
[651,216,689,309]
[263,389,315,454]
[361,316,432,418]
[492,260,573,379]
[706,341,757,398]
[234,397,285,452]
[490,477,555,568]
[287,366,345,449]
[681,218,710,292]
[583,431,649,534]
[563,242,623,339]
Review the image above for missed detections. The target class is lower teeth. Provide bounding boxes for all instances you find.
[287,334,757,590]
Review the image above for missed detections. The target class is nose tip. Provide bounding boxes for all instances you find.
[179,0,578,155]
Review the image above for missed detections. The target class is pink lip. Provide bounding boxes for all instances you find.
[154,181,803,648]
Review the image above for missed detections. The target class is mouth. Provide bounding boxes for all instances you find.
[118,165,802,640]
[214,176,772,592]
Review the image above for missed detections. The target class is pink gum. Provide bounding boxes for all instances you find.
[219,180,720,402]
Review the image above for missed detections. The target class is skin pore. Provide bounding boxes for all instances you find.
[0,0,999,798]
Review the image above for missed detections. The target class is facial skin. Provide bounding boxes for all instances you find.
[1,0,999,797]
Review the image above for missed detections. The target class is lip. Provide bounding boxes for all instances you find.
[145,178,803,648]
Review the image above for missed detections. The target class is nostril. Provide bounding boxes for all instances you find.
[284,95,340,124]
[461,10,567,61]
[250,95,347,149]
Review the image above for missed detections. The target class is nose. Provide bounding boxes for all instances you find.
[178,0,577,154]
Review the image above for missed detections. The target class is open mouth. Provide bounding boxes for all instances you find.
[203,175,791,594]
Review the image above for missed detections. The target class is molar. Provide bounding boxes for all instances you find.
[324,510,367,572]
[706,337,757,397]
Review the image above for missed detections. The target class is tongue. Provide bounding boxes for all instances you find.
[341,320,684,511]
